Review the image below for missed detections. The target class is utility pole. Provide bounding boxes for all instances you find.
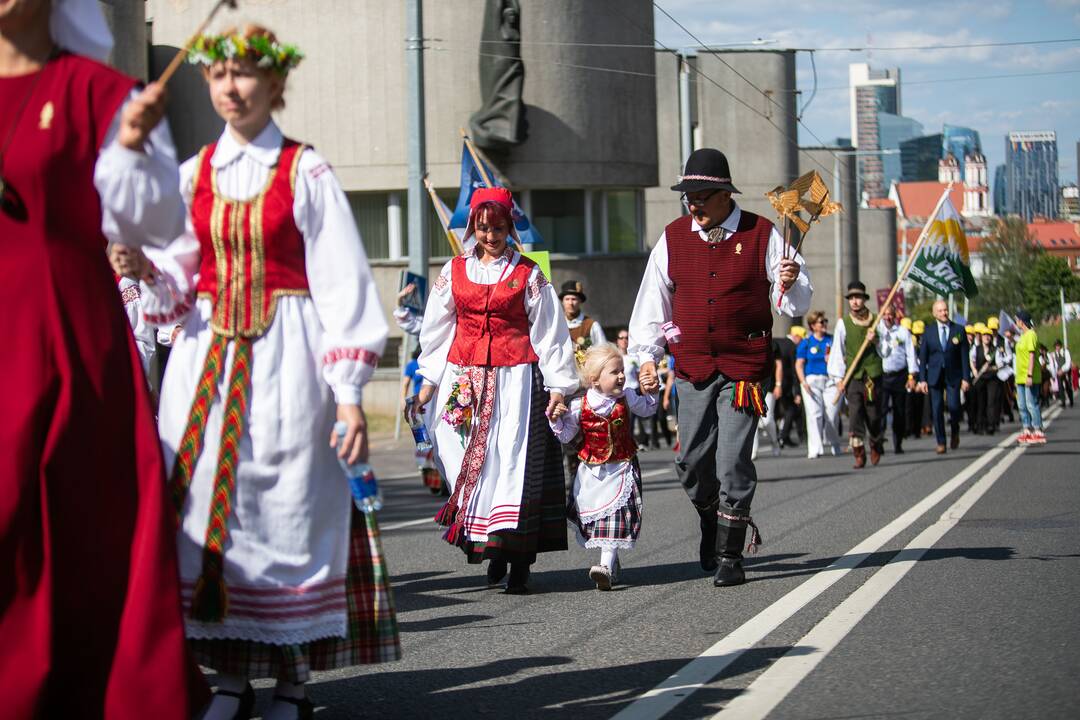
[406,0,428,281]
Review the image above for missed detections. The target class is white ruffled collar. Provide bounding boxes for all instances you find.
[211,120,283,169]
[585,388,621,416]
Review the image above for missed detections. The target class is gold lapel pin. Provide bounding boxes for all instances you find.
[735,242,742,255]
[39,101,54,130]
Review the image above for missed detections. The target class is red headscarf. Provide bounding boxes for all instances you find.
[465,187,519,244]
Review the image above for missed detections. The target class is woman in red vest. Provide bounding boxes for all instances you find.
[113,26,398,719]
[1,0,205,716]
[411,188,578,594]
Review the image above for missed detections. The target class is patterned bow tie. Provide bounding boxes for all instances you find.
[706,226,726,243]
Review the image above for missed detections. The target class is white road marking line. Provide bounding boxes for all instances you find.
[715,406,1063,719]
[382,516,435,531]
[612,429,1028,720]
[642,468,672,478]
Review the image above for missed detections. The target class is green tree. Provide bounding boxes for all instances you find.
[1023,253,1080,321]
[977,217,1040,317]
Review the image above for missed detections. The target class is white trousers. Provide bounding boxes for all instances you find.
[751,392,779,459]
[801,374,842,458]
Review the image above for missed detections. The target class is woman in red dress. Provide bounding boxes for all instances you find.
[0,0,204,717]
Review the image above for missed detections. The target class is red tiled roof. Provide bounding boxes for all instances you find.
[867,197,896,209]
[1028,220,1080,249]
[893,181,965,221]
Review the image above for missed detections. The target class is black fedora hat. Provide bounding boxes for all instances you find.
[559,280,586,302]
[670,148,741,194]
[845,281,870,299]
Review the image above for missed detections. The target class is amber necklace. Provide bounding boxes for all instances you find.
[0,52,51,217]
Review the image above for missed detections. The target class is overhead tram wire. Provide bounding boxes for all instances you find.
[466,36,1080,52]
[653,1,845,180]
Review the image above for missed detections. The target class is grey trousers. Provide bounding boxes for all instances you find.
[675,374,759,517]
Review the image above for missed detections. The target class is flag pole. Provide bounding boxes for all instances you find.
[459,128,494,187]
[834,183,953,403]
[156,0,238,85]
[423,177,464,255]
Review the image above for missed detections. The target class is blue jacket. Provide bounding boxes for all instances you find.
[918,321,972,387]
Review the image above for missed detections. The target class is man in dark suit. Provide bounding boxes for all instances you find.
[917,299,972,453]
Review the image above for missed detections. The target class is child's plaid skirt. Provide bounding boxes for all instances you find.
[569,464,643,550]
[189,507,400,682]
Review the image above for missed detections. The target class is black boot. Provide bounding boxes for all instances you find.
[695,502,719,572]
[713,523,747,587]
[486,558,507,587]
[505,561,530,594]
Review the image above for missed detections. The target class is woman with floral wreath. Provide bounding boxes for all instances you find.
[409,187,578,594]
[112,25,398,720]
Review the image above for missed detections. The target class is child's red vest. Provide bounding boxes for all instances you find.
[447,254,539,367]
[578,396,636,464]
[666,212,774,383]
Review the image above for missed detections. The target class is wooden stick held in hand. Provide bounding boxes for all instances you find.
[156,0,239,85]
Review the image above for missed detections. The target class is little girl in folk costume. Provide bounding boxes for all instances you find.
[550,345,658,589]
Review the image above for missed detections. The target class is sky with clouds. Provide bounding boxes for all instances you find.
[653,0,1080,185]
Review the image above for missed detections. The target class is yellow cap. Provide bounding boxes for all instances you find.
[974,322,990,335]
[900,317,913,330]
[790,325,808,338]
[965,324,975,334]
[912,320,925,335]
[987,317,1000,330]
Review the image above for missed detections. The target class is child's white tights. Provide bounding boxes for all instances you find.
[601,547,619,570]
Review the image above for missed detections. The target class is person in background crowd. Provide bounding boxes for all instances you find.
[963,324,978,432]
[394,281,424,336]
[561,280,606,367]
[971,325,1002,435]
[752,347,784,459]
[1,1,205,715]
[908,320,927,438]
[796,311,841,458]
[402,347,424,412]
[617,327,652,448]
[773,326,803,449]
[878,306,917,454]
[917,300,971,455]
[1050,339,1073,408]
[413,188,577,594]
[829,281,890,468]
[629,147,811,588]
[662,353,680,452]
[998,326,1017,424]
[1013,310,1046,444]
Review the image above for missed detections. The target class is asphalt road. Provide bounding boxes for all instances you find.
[233,405,1080,719]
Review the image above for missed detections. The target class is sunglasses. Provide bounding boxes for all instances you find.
[681,190,721,208]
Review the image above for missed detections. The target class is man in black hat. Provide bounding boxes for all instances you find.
[559,280,606,366]
[827,280,892,468]
[628,148,812,588]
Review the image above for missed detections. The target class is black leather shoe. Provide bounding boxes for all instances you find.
[505,562,530,594]
[697,505,719,572]
[713,558,746,587]
[210,683,255,720]
[271,694,314,720]
[486,558,507,587]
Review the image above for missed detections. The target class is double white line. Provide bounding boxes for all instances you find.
[615,408,1062,720]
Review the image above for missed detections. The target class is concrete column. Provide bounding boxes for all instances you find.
[387,192,403,260]
[857,207,898,306]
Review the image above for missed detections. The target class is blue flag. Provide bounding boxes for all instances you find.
[448,142,544,247]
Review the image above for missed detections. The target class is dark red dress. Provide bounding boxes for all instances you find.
[0,53,205,718]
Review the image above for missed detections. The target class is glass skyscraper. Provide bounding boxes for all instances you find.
[900,133,943,181]
[877,112,923,191]
[942,125,981,181]
[1005,131,1059,220]
[993,164,1007,216]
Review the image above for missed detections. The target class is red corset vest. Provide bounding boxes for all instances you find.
[191,139,310,338]
[578,396,637,464]
[447,253,539,367]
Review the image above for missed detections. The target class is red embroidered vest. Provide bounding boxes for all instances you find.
[577,396,636,464]
[447,253,540,367]
[191,139,310,338]
[666,212,774,383]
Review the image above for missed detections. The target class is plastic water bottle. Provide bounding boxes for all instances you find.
[405,397,433,452]
[333,421,382,513]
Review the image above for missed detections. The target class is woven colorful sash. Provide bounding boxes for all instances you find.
[168,334,254,622]
[731,380,767,417]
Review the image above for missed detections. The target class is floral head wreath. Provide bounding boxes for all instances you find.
[187,32,304,74]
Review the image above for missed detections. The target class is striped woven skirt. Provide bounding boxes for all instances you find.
[460,364,568,564]
[189,507,400,682]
